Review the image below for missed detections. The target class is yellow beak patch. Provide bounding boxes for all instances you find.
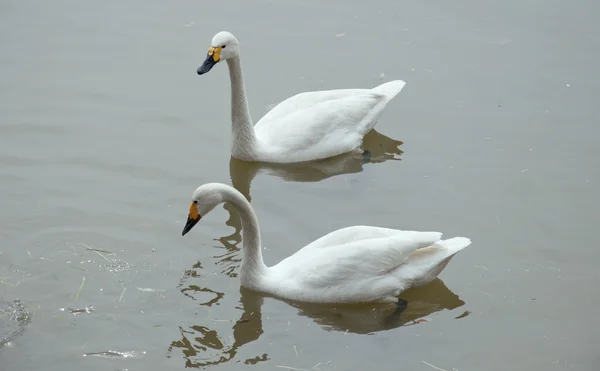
[189,202,200,220]
[208,46,222,62]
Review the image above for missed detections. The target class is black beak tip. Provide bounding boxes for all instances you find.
[181,216,200,236]
[197,63,214,75]
[197,54,217,75]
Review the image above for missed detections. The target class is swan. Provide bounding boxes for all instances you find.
[196,31,406,164]
[181,183,472,304]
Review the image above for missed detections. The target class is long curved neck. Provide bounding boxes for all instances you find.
[227,56,256,159]
[221,186,267,287]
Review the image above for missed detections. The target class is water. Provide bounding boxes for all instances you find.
[1,0,599,370]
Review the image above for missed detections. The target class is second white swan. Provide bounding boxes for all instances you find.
[181,183,472,304]
[196,31,406,164]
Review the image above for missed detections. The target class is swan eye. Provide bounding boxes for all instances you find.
[193,200,198,204]
[221,45,226,49]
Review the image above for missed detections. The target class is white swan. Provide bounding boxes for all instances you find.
[196,31,406,164]
[181,183,472,304]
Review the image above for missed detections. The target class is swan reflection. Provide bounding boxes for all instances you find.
[229,129,403,201]
[168,283,268,368]
[285,278,465,334]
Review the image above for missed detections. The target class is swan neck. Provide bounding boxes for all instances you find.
[227,56,256,159]
[222,187,266,286]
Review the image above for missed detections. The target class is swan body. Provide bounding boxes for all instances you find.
[196,31,406,164]
[181,183,472,304]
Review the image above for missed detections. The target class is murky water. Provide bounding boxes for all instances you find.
[1,0,599,370]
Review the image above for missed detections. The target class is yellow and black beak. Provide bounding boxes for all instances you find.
[197,46,221,75]
[181,202,201,236]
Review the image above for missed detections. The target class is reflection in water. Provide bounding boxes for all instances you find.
[217,203,244,278]
[286,278,465,334]
[168,284,268,368]
[229,129,403,201]
[169,214,467,367]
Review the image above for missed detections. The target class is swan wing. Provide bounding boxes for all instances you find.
[254,93,388,162]
[268,232,442,303]
[257,88,371,125]
[256,81,405,127]
[302,226,437,250]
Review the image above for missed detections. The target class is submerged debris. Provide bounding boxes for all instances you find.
[455,310,471,319]
[83,350,146,359]
[75,276,86,300]
[59,305,95,316]
[136,287,166,292]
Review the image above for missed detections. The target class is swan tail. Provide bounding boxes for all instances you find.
[436,237,472,255]
[397,237,472,288]
[354,80,405,133]
[371,80,406,100]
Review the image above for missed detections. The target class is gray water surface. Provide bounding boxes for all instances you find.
[1,0,599,370]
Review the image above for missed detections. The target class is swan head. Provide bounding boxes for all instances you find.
[197,31,240,75]
[181,183,226,236]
